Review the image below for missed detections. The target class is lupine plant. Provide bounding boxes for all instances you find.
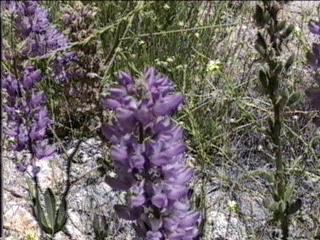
[306,19,320,120]
[254,1,301,239]
[102,68,201,239]
[1,1,74,238]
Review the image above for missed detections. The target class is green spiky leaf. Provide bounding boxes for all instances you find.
[55,198,68,233]
[44,188,56,230]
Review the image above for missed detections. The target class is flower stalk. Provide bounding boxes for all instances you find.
[254,1,301,239]
[2,1,74,238]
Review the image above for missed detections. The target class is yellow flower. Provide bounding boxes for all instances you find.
[206,60,222,75]
[163,4,170,10]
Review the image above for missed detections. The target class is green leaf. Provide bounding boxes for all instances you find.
[27,180,36,200]
[273,62,283,77]
[283,184,294,202]
[279,200,286,213]
[267,117,274,133]
[44,188,56,230]
[288,92,301,106]
[287,198,302,215]
[276,20,286,32]
[261,172,275,184]
[257,32,267,50]
[254,4,265,27]
[284,54,294,71]
[277,91,288,112]
[259,69,268,90]
[255,43,266,56]
[263,198,278,212]
[93,214,108,239]
[55,198,68,233]
[31,195,52,234]
[281,24,294,39]
[268,75,278,94]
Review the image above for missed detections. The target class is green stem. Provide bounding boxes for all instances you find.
[272,96,289,240]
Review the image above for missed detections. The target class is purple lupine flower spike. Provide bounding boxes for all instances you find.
[102,68,201,239]
[2,0,75,173]
[3,68,55,173]
[3,0,74,82]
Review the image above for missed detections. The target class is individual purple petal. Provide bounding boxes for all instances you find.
[152,193,168,209]
[129,153,145,170]
[166,185,188,200]
[111,145,128,163]
[119,71,134,86]
[22,67,41,89]
[116,108,136,126]
[309,21,320,35]
[103,98,122,110]
[146,231,163,240]
[34,141,55,160]
[3,75,19,96]
[16,163,28,173]
[109,87,127,97]
[130,194,146,208]
[179,211,201,228]
[134,104,155,125]
[29,125,46,141]
[153,95,184,116]
[165,143,186,157]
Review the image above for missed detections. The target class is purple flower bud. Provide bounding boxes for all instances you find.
[309,21,320,35]
[153,95,184,116]
[29,91,46,108]
[34,140,55,160]
[32,166,41,176]
[146,231,162,240]
[119,72,134,87]
[16,163,28,173]
[103,98,122,110]
[3,75,19,97]
[22,67,41,89]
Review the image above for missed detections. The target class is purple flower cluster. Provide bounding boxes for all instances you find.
[307,21,320,73]
[307,20,320,111]
[3,66,55,172]
[3,0,74,82]
[102,68,201,239]
[1,0,71,173]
